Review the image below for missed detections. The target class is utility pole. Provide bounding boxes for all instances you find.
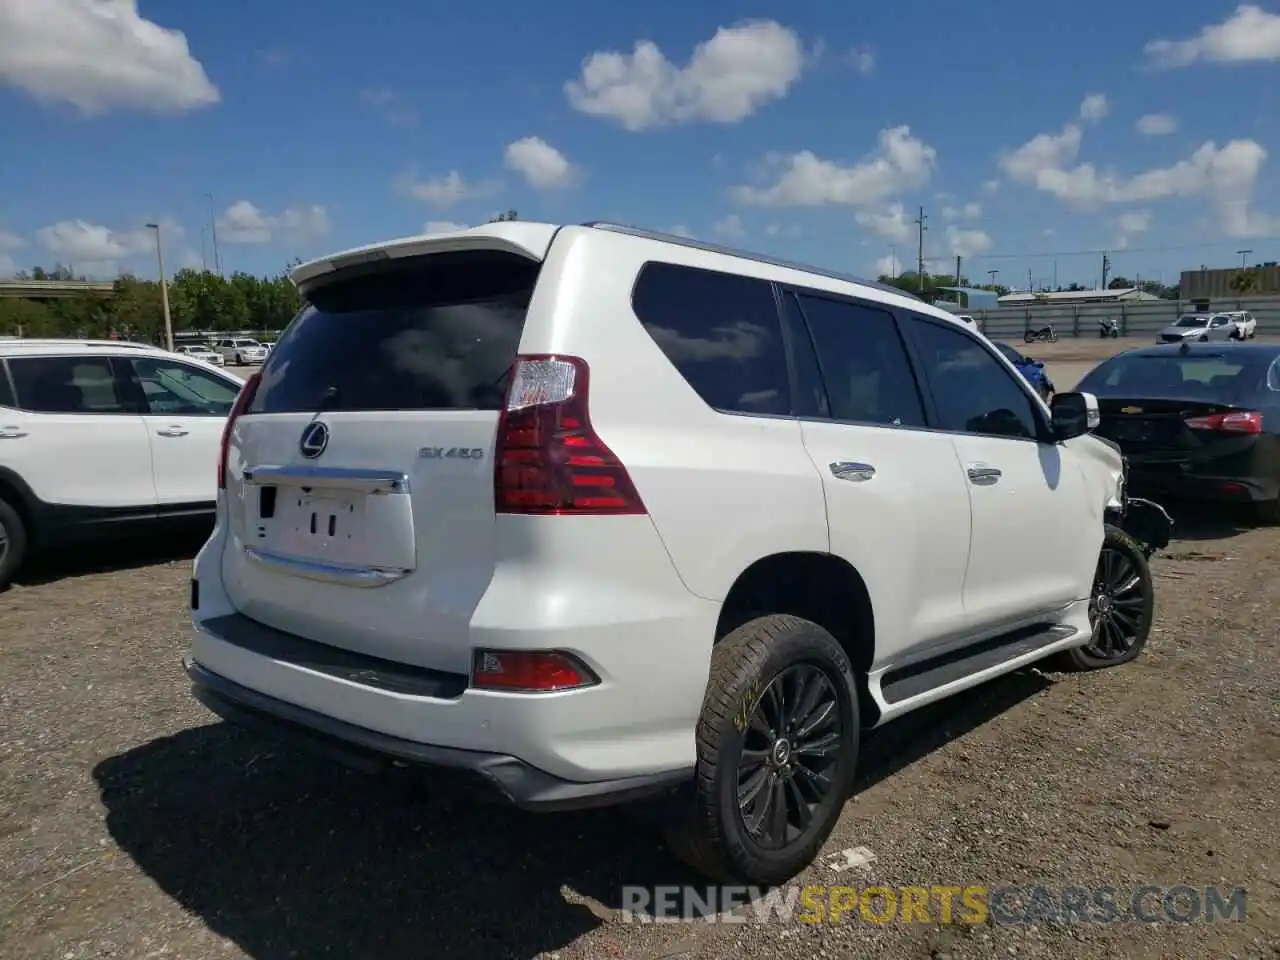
[1237,248,1252,268]
[1027,267,1033,292]
[988,268,999,287]
[1100,252,1111,290]
[955,254,962,288]
[146,223,174,352]
[913,206,927,293]
[206,192,222,276]
[890,244,897,279]
[200,226,208,271]
[1053,260,1058,291]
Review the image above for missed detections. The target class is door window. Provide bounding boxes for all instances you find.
[129,358,240,416]
[906,318,1042,440]
[7,356,136,414]
[631,261,792,416]
[793,293,926,428]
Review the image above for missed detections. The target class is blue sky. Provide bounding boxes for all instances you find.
[2,1,1279,290]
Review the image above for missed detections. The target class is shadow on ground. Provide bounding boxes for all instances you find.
[93,668,1048,960]
[13,526,209,587]
[1147,497,1260,544]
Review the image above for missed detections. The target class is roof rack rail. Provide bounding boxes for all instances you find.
[0,338,158,350]
[580,221,924,302]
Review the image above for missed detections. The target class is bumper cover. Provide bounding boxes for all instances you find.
[185,658,690,811]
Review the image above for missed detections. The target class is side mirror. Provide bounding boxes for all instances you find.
[1050,391,1100,441]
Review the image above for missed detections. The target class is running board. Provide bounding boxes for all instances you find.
[880,623,1078,704]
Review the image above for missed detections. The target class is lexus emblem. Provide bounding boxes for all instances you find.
[299,421,330,459]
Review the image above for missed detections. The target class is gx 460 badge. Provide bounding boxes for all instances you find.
[419,447,485,460]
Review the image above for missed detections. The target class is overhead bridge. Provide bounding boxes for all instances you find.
[0,280,116,300]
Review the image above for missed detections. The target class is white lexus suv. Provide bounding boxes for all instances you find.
[186,221,1171,885]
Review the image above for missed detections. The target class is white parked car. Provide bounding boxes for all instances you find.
[215,338,268,365]
[175,343,225,366]
[1226,310,1257,340]
[185,221,1171,885]
[0,338,248,588]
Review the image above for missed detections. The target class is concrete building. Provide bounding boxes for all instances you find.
[1180,264,1280,300]
[997,287,1163,306]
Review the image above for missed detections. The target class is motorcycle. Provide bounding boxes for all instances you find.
[1023,324,1058,344]
[1098,317,1120,339]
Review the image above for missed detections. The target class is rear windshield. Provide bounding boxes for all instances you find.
[1080,354,1261,399]
[248,250,539,413]
[1174,315,1208,327]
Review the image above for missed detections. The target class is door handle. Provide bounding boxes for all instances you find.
[157,427,189,437]
[0,427,28,439]
[966,464,1002,485]
[830,461,876,482]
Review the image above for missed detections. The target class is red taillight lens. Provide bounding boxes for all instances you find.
[493,355,646,515]
[1183,410,1263,434]
[472,650,598,692]
[218,372,262,489]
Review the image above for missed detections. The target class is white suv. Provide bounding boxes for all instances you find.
[216,338,268,365]
[1227,310,1257,340]
[0,339,247,587]
[185,221,1172,885]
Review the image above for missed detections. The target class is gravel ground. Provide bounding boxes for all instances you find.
[2,349,1278,960]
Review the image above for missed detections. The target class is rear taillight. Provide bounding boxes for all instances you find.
[218,372,262,489]
[1183,410,1263,435]
[472,650,599,692]
[493,355,646,515]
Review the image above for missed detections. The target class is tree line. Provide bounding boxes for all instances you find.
[0,265,304,341]
[875,269,1184,302]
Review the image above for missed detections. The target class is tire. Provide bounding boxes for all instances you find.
[1053,525,1153,672]
[0,498,28,591]
[234,353,243,365]
[1199,335,1209,342]
[663,614,860,886]
[1254,499,1280,526]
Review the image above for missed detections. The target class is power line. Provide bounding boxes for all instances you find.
[937,235,1280,263]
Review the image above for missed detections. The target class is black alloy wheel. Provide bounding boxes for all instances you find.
[1084,537,1150,661]
[736,663,843,850]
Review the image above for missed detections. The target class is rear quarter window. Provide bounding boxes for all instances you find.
[249,250,539,413]
[0,362,15,407]
[630,261,791,416]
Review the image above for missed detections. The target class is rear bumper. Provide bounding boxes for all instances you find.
[1126,468,1279,503]
[186,658,691,811]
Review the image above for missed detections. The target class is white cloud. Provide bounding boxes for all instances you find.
[945,226,993,258]
[669,224,695,238]
[942,201,983,221]
[0,228,23,251]
[982,179,1000,194]
[395,169,502,208]
[714,213,745,240]
[856,203,913,242]
[731,126,937,208]
[999,111,1276,237]
[1079,93,1109,122]
[423,221,468,234]
[1136,113,1179,136]
[0,0,219,115]
[36,219,158,262]
[764,223,801,237]
[1117,210,1151,235]
[216,201,331,245]
[503,136,578,190]
[359,87,416,127]
[1145,5,1280,68]
[565,20,805,131]
[849,46,875,74]
[874,253,903,277]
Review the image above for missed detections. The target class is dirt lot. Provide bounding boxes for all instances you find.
[2,345,1278,960]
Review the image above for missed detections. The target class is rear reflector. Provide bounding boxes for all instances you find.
[218,372,262,489]
[1183,410,1263,435]
[472,650,599,693]
[494,355,646,515]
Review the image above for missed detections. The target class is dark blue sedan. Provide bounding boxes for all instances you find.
[992,340,1055,399]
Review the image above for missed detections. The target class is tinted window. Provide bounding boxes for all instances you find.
[795,294,925,427]
[632,262,791,416]
[1175,316,1208,328]
[1080,353,1259,401]
[8,356,134,414]
[991,341,1025,366]
[780,294,829,419]
[249,250,537,413]
[907,319,1040,440]
[129,358,240,416]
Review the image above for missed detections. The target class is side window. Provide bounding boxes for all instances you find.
[129,358,239,416]
[8,356,135,415]
[794,294,926,428]
[906,317,1041,441]
[779,294,829,419]
[0,363,15,408]
[632,262,791,416]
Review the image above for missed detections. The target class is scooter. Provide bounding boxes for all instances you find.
[1098,317,1120,338]
[1024,324,1058,344]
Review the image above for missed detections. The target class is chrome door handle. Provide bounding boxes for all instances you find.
[830,461,876,482]
[0,428,28,439]
[157,427,189,437]
[967,464,1002,485]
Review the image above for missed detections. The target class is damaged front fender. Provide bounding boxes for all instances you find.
[1112,497,1174,558]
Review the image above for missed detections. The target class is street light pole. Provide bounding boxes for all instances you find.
[146,223,174,351]
[1237,248,1252,269]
